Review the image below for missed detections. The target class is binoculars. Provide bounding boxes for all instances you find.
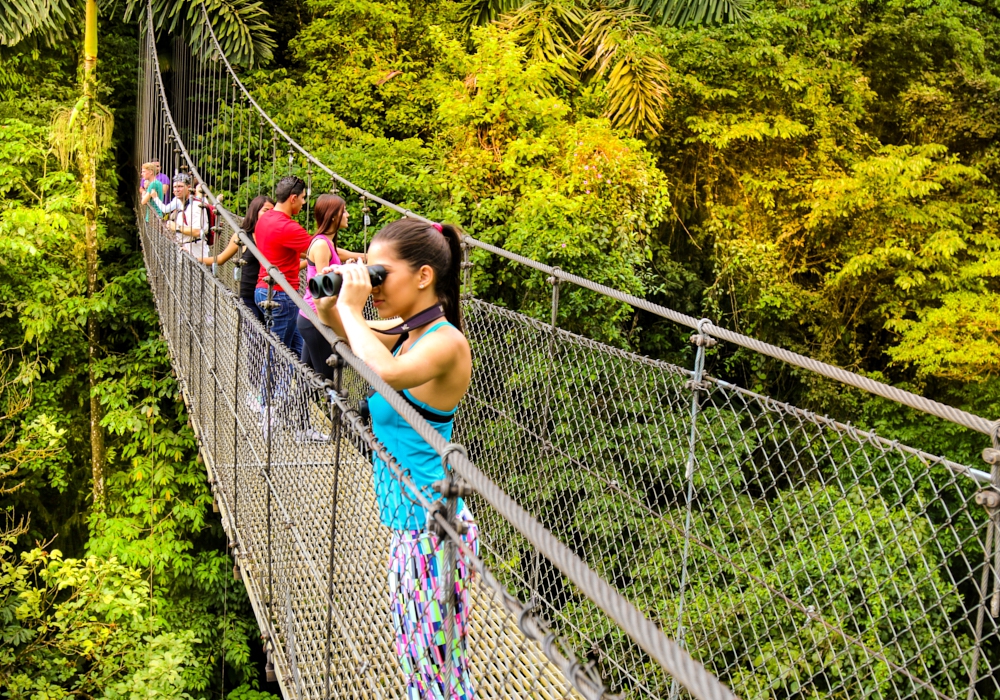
[309,264,387,299]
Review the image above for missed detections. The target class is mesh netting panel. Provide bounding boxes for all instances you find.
[456,299,1000,700]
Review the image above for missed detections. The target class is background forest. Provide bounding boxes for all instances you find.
[0,0,997,696]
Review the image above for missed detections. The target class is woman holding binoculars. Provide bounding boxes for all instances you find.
[315,219,477,699]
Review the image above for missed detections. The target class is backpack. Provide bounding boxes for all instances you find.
[191,196,218,246]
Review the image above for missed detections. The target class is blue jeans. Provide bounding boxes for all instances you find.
[254,288,304,418]
[254,288,303,356]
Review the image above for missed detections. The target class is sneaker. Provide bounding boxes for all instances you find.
[295,427,330,444]
[259,409,283,442]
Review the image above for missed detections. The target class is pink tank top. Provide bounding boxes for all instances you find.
[300,234,341,316]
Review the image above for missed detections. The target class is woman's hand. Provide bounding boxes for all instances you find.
[335,261,372,315]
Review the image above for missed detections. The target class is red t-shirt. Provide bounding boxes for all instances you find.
[254,209,312,291]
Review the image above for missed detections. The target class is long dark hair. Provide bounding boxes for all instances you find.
[313,194,347,250]
[373,219,463,330]
[241,195,275,237]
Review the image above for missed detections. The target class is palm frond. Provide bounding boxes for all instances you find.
[578,4,650,75]
[579,9,669,137]
[120,0,275,67]
[51,97,115,169]
[500,0,584,88]
[458,0,523,28]
[0,0,76,47]
[603,46,668,136]
[188,0,275,67]
[630,0,748,26]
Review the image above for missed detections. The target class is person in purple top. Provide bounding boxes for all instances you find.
[296,193,364,380]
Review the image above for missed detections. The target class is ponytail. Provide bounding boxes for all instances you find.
[437,224,464,330]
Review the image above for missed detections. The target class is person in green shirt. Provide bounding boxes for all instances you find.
[139,161,164,222]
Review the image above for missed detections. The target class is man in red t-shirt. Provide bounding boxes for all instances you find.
[254,176,311,355]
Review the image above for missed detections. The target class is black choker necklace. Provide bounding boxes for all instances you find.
[378,304,446,336]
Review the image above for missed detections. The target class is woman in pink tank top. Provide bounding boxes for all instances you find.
[296,194,364,381]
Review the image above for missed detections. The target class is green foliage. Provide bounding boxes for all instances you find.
[253,10,669,342]
[0,534,197,699]
[1,24,267,699]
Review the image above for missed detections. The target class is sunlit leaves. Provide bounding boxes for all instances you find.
[888,292,1000,381]
[0,539,199,697]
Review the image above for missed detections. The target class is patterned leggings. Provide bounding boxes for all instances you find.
[389,509,479,700]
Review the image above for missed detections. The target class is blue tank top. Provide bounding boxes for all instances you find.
[369,321,463,530]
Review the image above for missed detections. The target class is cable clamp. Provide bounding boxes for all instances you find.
[432,473,475,500]
[325,353,344,368]
[975,489,1000,512]
[689,332,717,348]
[689,317,717,348]
[425,499,454,537]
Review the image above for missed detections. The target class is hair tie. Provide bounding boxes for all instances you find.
[431,222,443,233]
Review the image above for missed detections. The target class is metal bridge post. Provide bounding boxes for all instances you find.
[361,197,371,254]
[669,318,715,700]
[460,237,471,295]
[262,275,277,612]
[528,267,561,600]
[198,264,206,449]
[185,255,193,384]
[969,435,1000,700]
[212,278,218,490]
[323,355,344,700]
[231,304,243,536]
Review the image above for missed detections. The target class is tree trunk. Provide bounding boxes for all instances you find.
[83,0,105,510]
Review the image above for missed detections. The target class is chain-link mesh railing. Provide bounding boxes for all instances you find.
[137,5,1000,699]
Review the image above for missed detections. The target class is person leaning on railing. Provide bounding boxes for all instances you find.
[139,161,164,222]
[316,219,477,698]
[197,194,274,324]
[252,176,311,356]
[151,172,211,258]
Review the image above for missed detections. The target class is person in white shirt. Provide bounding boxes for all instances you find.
[154,172,210,258]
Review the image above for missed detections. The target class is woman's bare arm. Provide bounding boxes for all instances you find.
[198,233,240,265]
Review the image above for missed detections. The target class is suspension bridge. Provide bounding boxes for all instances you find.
[134,4,1000,699]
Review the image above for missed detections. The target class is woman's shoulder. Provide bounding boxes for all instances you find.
[427,322,471,354]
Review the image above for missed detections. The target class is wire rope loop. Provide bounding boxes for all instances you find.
[440,442,468,473]
[516,597,538,636]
